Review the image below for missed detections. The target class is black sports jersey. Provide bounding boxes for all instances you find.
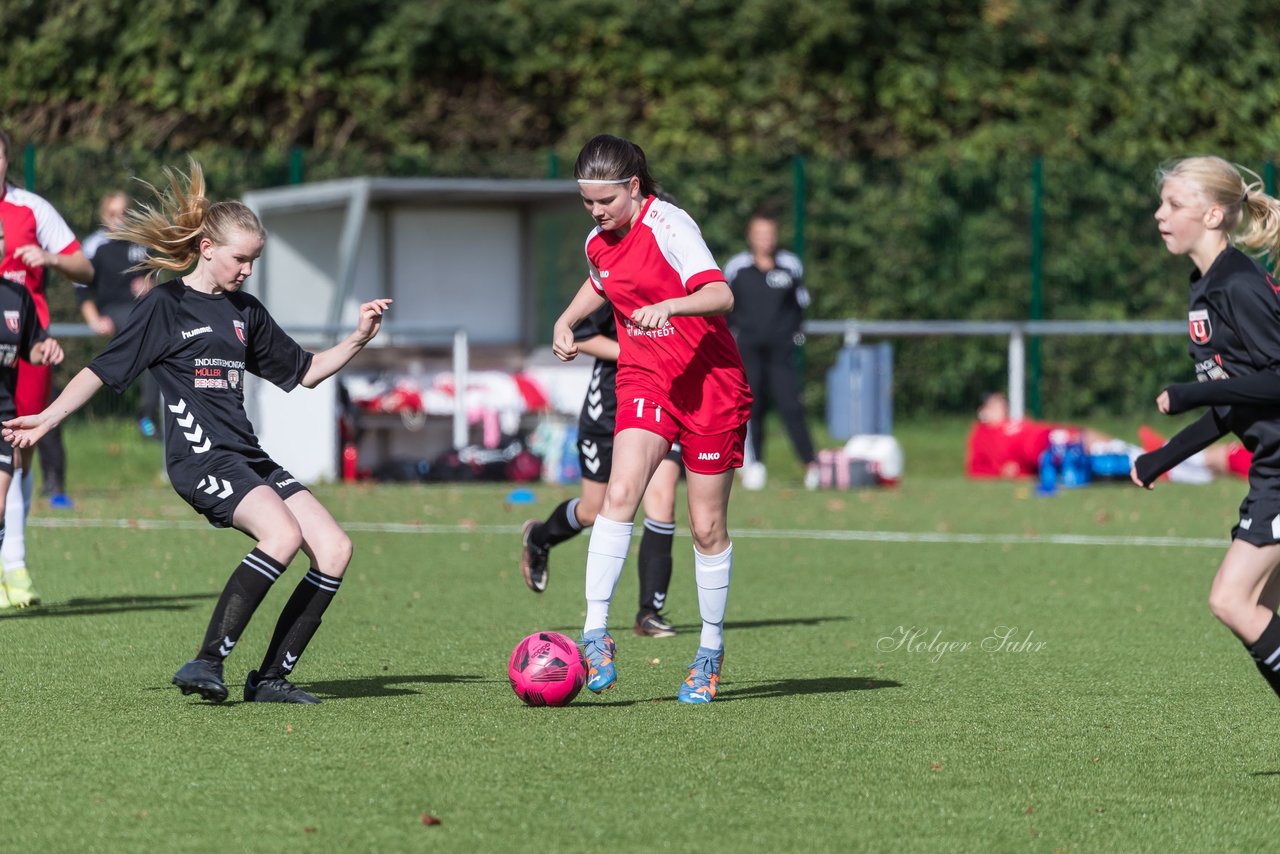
[78,229,149,321]
[88,279,313,469]
[0,280,45,420]
[1160,246,1280,480]
[576,303,618,436]
[723,249,808,342]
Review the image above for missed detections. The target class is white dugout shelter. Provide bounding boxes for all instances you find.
[240,176,582,482]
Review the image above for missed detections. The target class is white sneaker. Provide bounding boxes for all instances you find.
[803,464,821,491]
[742,462,767,491]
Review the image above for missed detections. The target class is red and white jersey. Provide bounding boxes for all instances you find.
[0,183,81,324]
[585,195,751,433]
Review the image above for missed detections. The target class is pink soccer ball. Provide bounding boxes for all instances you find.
[508,631,587,707]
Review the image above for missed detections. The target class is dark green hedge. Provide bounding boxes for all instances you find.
[5,0,1279,417]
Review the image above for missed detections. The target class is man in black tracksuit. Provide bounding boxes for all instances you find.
[724,211,818,489]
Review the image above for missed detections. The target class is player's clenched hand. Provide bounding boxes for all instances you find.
[1130,465,1152,490]
[11,245,51,269]
[30,338,63,367]
[1156,390,1171,414]
[630,302,671,331]
[2,414,52,450]
[354,299,393,344]
[552,323,578,362]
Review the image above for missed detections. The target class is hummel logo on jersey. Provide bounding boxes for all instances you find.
[218,635,236,657]
[181,325,213,340]
[697,452,721,461]
[4,311,17,333]
[1241,518,1253,530]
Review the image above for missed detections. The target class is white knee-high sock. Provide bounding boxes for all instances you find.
[695,543,733,651]
[583,514,634,634]
[2,469,29,573]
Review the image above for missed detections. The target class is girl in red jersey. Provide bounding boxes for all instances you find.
[551,135,752,704]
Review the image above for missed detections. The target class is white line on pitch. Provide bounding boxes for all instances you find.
[25,516,1225,549]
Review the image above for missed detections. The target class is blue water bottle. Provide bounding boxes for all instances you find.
[1037,448,1058,496]
[1061,441,1089,488]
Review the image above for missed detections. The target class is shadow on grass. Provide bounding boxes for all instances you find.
[552,615,851,636]
[576,675,901,708]
[0,591,219,620]
[303,673,493,700]
[715,675,902,701]
[152,673,495,705]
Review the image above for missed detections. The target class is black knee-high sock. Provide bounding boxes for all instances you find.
[638,518,675,613]
[1247,611,1280,699]
[259,568,343,679]
[196,549,287,663]
[530,498,584,550]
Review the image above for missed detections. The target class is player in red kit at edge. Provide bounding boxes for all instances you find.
[0,129,93,607]
[551,134,751,704]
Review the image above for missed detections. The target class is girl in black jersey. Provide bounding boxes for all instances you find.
[519,299,683,637]
[1133,155,1280,701]
[2,162,391,704]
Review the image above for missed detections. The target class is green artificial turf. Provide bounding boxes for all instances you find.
[3,419,1279,852]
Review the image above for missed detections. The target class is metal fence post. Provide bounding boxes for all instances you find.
[1008,326,1026,421]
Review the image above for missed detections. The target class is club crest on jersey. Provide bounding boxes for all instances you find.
[228,369,240,389]
[3,312,18,334]
[232,319,246,346]
[1188,309,1211,345]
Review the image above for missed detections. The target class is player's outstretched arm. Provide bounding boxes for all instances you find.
[300,298,393,388]
[1162,370,1280,414]
[2,367,105,449]
[1131,407,1228,488]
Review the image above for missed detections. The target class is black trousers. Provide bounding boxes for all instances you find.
[737,337,816,466]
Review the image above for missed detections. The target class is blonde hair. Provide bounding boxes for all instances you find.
[1158,156,1280,260]
[112,159,265,273]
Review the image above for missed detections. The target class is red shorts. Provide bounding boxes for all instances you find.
[1227,443,1252,479]
[614,391,745,475]
[16,362,52,417]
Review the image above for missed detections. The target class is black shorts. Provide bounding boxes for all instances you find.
[168,452,310,529]
[1232,488,1280,546]
[0,446,14,477]
[578,432,682,484]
